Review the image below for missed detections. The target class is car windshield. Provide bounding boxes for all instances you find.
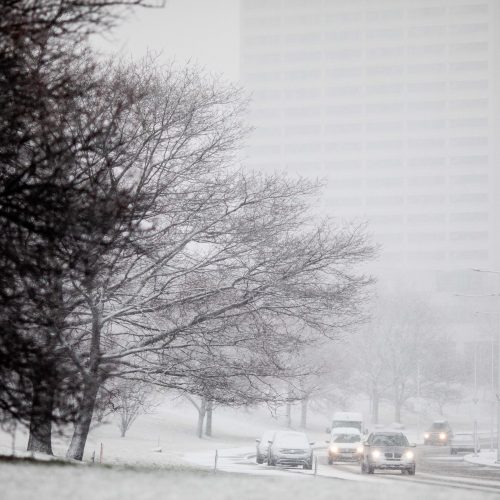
[274,432,309,448]
[332,433,360,443]
[333,420,362,431]
[369,433,409,447]
[431,422,447,430]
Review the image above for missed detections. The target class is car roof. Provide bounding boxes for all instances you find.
[369,430,405,436]
[273,431,309,442]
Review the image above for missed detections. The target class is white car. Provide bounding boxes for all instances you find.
[267,431,314,469]
[327,427,363,464]
[255,430,276,464]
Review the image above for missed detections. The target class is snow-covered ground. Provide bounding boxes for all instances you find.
[0,397,330,466]
[2,398,499,500]
[464,451,500,468]
[2,455,499,500]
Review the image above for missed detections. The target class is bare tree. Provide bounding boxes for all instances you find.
[0,0,159,453]
[348,318,392,425]
[185,395,208,439]
[112,381,154,438]
[380,295,439,423]
[346,293,449,424]
[56,56,375,460]
[420,344,466,416]
[1,3,375,459]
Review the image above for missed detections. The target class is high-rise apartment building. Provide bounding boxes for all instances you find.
[240,0,500,284]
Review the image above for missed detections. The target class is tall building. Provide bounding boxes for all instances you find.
[240,0,500,286]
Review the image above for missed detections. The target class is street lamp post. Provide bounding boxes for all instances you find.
[472,268,500,463]
[497,317,500,463]
[475,310,499,451]
[473,342,479,457]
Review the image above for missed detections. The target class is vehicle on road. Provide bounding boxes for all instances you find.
[360,430,416,475]
[267,431,314,469]
[450,433,479,455]
[423,420,453,446]
[328,411,364,434]
[327,427,363,464]
[255,430,276,464]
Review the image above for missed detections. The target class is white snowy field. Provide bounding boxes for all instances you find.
[2,459,498,500]
[1,398,498,500]
[0,397,331,466]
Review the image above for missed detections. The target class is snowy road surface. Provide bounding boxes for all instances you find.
[184,445,500,495]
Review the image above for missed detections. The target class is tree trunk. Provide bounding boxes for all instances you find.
[286,402,292,428]
[371,388,379,425]
[120,415,127,438]
[394,399,402,423]
[67,300,102,461]
[11,421,17,455]
[300,397,308,429]
[66,380,99,460]
[196,397,207,438]
[27,379,55,455]
[205,400,213,437]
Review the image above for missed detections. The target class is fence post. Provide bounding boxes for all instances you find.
[214,449,218,473]
[91,450,95,463]
[99,443,103,464]
[314,456,318,476]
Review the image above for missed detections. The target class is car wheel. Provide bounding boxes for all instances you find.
[256,455,264,464]
[304,461,312,470]
[408,465,416,475]
[368,465,374,474]
[361,461,367,474]
[328,455,333,465]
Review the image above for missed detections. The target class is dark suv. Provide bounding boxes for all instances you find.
[360,431,416,475]
[423,420,453,446]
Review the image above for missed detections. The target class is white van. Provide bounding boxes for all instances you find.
[330,412,364,433]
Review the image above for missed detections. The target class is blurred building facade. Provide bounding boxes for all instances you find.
[240,0,500,295]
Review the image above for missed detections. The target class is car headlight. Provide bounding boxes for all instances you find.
[371,449,381,460]
[356,446,364,454]
[424,433,430,439]
[439,432,447,440]
[330,446,339,453]
[405,450,414,460]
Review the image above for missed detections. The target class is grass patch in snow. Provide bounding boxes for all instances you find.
[2,459,499,500]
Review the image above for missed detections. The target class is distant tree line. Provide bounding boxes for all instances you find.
[289,292,469,428]
[0,1,374,458]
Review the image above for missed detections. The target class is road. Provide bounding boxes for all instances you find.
[184,445,500,494]
[320,445,500,494]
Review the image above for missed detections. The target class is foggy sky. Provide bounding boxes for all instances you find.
[95,0,240,81]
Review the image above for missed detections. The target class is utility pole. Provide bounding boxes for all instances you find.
[472,268,500,463]
[492,331,495,451]
[473,342,479,456]
[496,313,500,463]
[416,360,421,443]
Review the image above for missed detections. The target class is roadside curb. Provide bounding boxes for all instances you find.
[464,452,500,468]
